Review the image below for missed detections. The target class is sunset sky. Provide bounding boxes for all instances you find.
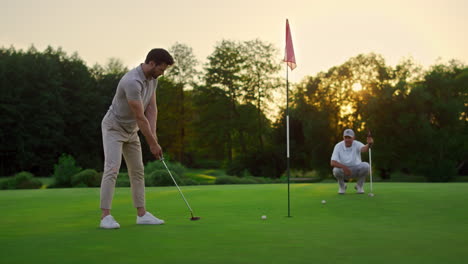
[1,0,467,82]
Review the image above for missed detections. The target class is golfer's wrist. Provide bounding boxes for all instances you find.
[150,140,159,148]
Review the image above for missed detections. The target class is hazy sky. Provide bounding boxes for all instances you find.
[2,0,467,82]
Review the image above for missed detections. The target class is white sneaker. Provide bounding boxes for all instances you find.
[137,212,165,225]
[355,185,365,194]
[338,183,347,194]
[100,215,120,229]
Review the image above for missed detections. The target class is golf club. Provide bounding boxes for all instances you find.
[368,131,374,197]
[160,157,201,221]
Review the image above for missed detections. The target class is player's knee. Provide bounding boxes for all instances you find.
[360,162,370,175]
[362,162,369,169]
[333,167,344,178]
[129,166,144,181]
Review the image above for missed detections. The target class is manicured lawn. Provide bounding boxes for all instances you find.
[1,183,467,264]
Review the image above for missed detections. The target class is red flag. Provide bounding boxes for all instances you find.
[284,19,296,70]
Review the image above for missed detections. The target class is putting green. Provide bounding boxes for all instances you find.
[1,183,467,264]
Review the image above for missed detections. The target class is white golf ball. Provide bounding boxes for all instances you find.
[261,215,267,220]
[321,200,326,204]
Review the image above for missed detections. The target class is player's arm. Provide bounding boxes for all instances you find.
[331,160,352,176]
[144,91,158,141]
[361,137,374,153]
[127,99,162,159]
[331,160,344,168]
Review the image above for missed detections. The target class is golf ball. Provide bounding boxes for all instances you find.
[321,200,326,204]
[261,215,267,220]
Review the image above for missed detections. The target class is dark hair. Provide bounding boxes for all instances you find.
[145,48,174,66]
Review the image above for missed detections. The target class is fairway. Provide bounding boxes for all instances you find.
[1,183,467,264]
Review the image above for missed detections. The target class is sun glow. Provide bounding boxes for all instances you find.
[352,83,363,92]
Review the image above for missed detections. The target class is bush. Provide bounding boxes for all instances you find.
[215,176,242,185]
[215,175,279,185]
[452,176,468,182]
[190,159,221,169]
[2,171,42,189]
[144,159,188,186]
[71,169,100,187]
[182,178,200,186]
[116,172,130,187]
[280,169,327,182]
[73,182,88,188]
[145,160,165,173]
[238,177,257,184]
[145,169,184,186]
[225,159,245,177]
[243,176,276,184]
[226,150,285,178]
[52,154,82,187]
[389,171,426,182]
[145,159,186,178]
[424,160,458,182]
[0,178,9,189]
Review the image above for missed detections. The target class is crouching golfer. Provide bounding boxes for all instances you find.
[330,129,373,194]
[99,49,174,229]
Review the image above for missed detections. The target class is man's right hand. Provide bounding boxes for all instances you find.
[150,143,163,160]
[343,166,352,177]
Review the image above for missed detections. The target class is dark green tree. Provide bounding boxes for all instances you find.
[405,61,467,181]
[242,39,282,150]
[164,43,200,163]
[205,40,248,162]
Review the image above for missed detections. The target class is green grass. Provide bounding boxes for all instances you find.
[1,183,467,264]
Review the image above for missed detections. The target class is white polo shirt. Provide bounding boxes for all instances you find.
[331,140,365,167]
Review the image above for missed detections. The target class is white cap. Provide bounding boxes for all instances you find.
[343,129,355,137]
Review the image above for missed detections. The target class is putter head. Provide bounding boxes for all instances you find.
[368,193,375,197]
[190,216,201,221]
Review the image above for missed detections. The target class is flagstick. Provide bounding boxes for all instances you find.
[286,64,291,218]
[284,18,295,218]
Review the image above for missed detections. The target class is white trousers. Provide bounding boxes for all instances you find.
[332,162,370,188]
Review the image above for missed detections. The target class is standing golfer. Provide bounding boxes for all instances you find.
[330,129,374,194]
[99,49,174,229]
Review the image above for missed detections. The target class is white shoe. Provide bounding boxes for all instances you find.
[338,183,347,194]
[137,212,165,225]
[355,185,365,194]
[100,215,120,229]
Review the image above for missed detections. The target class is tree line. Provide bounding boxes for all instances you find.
[0,43,466,181]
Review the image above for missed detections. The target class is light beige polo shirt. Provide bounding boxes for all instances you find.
[107,64,158,131]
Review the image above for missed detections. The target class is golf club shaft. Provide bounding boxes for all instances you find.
[161,159,194,213]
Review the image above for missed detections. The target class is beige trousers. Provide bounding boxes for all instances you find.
[100,112,145,209]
